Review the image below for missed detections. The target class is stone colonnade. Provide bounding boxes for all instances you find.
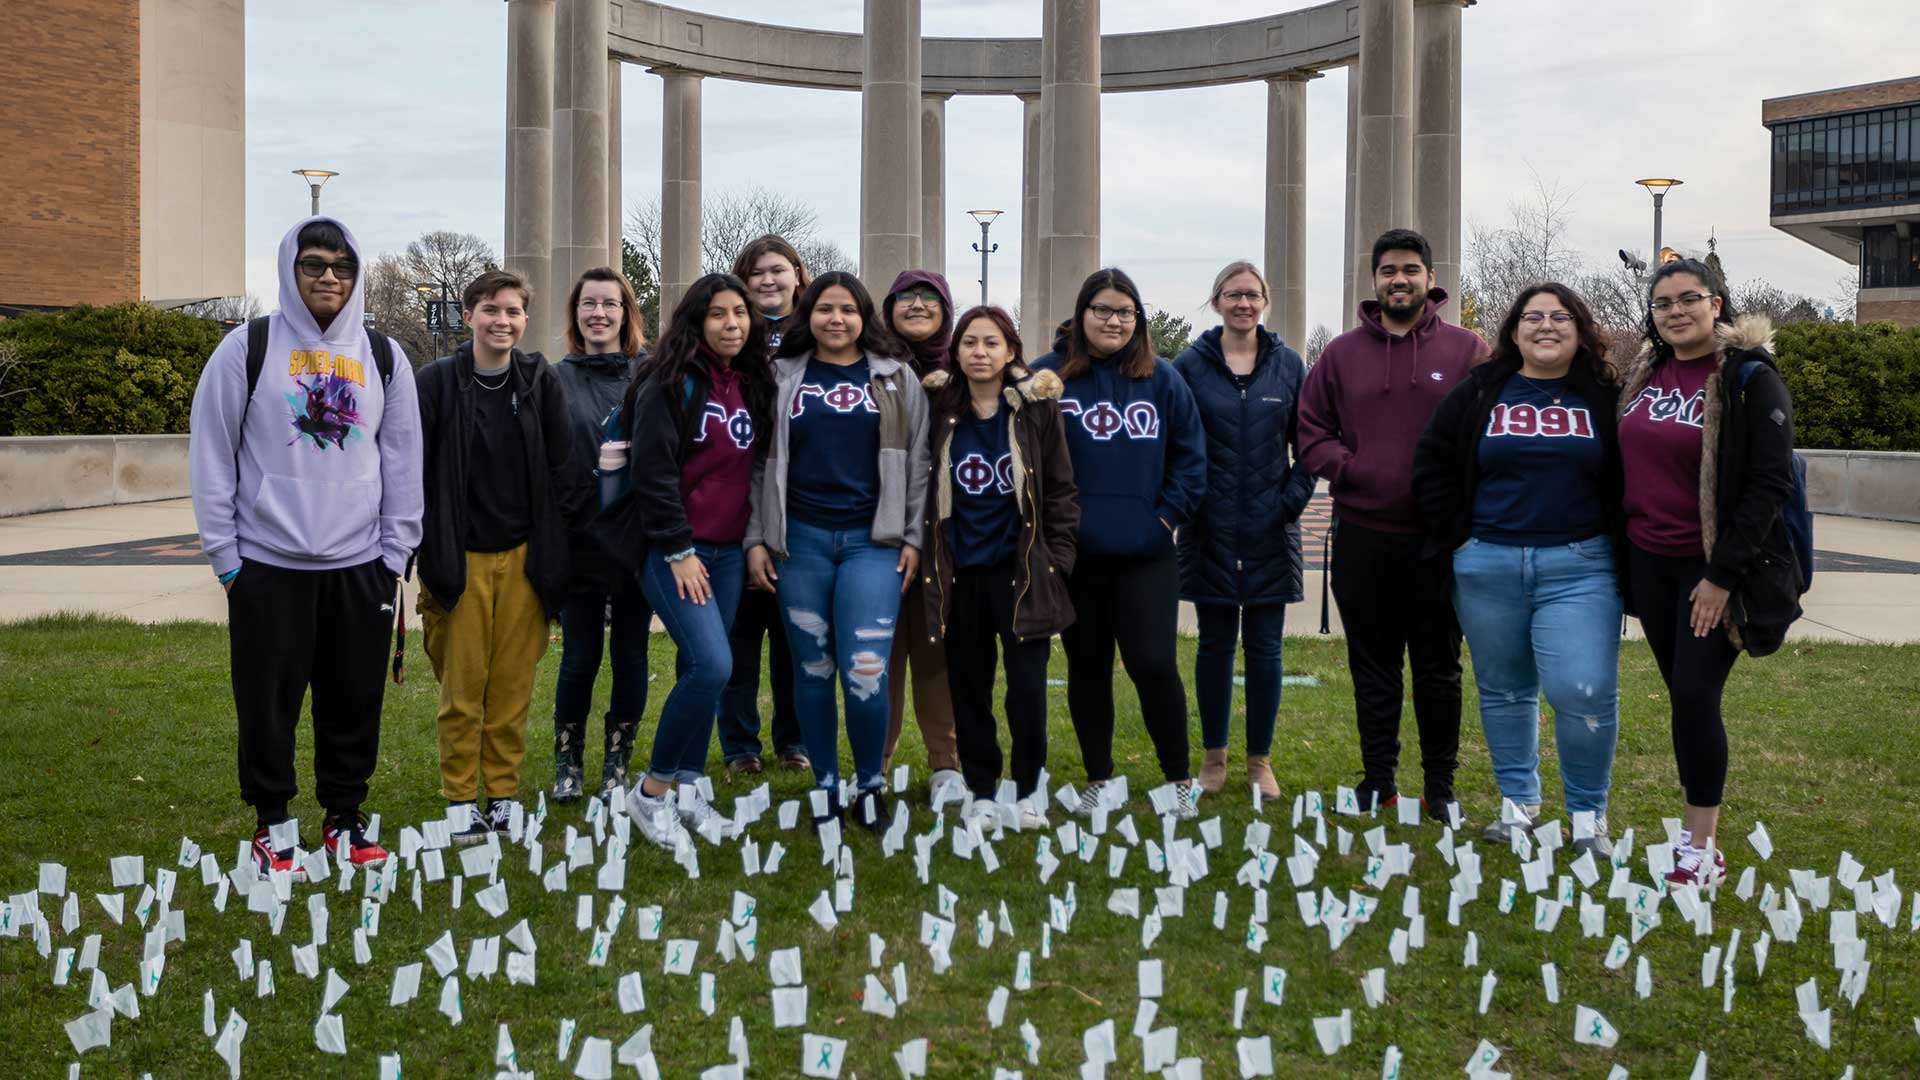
[504,0,1468,354]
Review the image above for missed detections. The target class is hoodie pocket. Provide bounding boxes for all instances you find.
[248,474,380,561]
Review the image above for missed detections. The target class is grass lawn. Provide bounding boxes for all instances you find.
[2,614,1918,1078]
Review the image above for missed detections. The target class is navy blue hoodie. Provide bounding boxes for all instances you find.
[1033,339,1206,559]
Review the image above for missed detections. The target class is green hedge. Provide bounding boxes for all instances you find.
[1774,320,1920,452]
[0,304,227,436]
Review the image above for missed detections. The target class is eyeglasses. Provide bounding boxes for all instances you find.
[1089,304,1139,324]
[1518,311,1574,324]
[1220,291,1265,305]
[296,257,358,281]
[577,299,624,312]
[1649,292,1714,314]
[897,289,941,308]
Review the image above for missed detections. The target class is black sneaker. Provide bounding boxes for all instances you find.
[853,789,892,835]
[1354,777,1398,815]
[448,801,490,845]
[487,798,518,834]
[250,826,307,881]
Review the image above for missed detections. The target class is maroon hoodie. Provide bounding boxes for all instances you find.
[681,354,756,544]
[1298,288,1489,533]
[882,269,954,375]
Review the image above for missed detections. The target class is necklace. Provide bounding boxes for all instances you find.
[1516,372,1562,404]
[473,367,509,391]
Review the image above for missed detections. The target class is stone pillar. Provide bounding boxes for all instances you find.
[859,0,922,293]
[657,69,703,319]
[921,93,949,277]
[1353,0,1414,314]
[1414,0,1465,320]
[1264,73,1312,348]
[608,57,623,274]
[551,0,609,356]
[1019,93,1043,333]
[1034,0,1057,330]
[1041,0,1100,330]
[1342,65,1358,330]
[505,0,554,354]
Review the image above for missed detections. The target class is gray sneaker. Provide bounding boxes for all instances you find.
[1480,802,1540,847]
[1570,814,1613,860]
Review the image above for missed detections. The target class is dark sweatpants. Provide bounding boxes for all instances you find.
[1062,551,1190,784]
[944,563,1051,800]
[1328,519,1462,805]
[228,557,396,826]
[1627,541,1739,807]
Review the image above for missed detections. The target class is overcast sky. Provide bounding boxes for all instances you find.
[245,1,1919,337]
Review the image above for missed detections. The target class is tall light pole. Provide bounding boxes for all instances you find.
[292,168,339,215]
[968,209,1003,308]
[1634,178,1683,265]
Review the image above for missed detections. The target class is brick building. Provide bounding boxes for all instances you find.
[1763,76,1920,327]
[0,0,243,311]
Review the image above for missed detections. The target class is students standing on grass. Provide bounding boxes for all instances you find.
[919,306,1079,832]
[719,235,812,776]
[415,270,593,843]
[745,272,930,833]
[550,267,649,804]
[1298,228,1486,824]
[1617,258,1799,887]
[1413,284,1626,858]
[1033,268,1207,820]
[1172,261,1314,803]
[189,216,422,874]
[878,269,964,804]
[603,274,774,847]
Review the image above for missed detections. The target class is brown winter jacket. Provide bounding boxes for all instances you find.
[918,366,1080,644]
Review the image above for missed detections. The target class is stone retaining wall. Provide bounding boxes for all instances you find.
[1799,450,1920,523]
[0,435,190,517]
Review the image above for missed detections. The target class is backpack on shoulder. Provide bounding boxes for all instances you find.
[1736,359,1814,593]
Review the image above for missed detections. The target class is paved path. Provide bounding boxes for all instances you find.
[3,496,1917,643]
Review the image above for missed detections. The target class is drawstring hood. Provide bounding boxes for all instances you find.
[1355,287,1455,391]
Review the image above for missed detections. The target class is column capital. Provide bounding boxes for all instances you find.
[646,65,704,80]
[1015,91,1039,104]
[1413,0,1473,8]
[1266,68,1323,85]
[922,90,955,102]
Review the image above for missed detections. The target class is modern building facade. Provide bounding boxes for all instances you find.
[1764,76,1920,326]
[0,0,244,311]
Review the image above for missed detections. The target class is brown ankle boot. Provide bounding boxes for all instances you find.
[1246,754,1280,801]
[1199,748,1228,794]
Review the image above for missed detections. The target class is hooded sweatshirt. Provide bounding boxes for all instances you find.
[1296,288,1488,533]
[882,269,954,375]
[188,216,423,579]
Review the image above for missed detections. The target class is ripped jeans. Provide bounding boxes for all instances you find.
[1452,536,1621,815]
[775,519,905,792]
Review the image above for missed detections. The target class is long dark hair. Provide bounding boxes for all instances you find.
[1641,257,1737,365]
[1489,283,1612,383]
[775,271,902,362]
[624,273,772,433]
[1056,267,1156,381]
[934,305,1026,416]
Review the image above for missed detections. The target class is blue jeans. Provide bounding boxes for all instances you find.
[638,543,744,786]
[554,587,652,746]
[776,520,904,792]
[1193,602,1285,755]
[1452,536,1621,815]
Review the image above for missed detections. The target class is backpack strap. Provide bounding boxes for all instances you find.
[367,330,395,387]
[234,316,272,463]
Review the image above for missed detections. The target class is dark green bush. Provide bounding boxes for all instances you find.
[1772,320,1920,451]
[0,304,227,436]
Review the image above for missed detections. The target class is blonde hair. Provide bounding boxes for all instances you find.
[1209,260,1269,308]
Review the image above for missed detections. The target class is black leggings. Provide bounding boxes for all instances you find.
[1061,551,1190,784]
[1628,541,1740,807]
[944,564,1050,800]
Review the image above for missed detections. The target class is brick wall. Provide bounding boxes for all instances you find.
[1763,76,1920,124]
[1857,297,1920,328]
[0,1,141,308]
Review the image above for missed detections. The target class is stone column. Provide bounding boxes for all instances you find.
[551,0,609,356]
[1264,73,1313,348]
[921,93,949,277]
[1035,0,1057,329]
[505,0,554,353]
[608,57,623,273]
[1019,93,1043,333]
[1041,0,1100,329]
[657,69,703,319]
[860,0,922,293]
[1414,0,1465,320]
[1353,0,1414,313]
[1343,65,1359,330]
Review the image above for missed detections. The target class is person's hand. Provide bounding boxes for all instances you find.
[1689,579,1731,637]
[897,544,920,594]
[222,579,233,594]
[671,554,711,605]
[746,545,778,593]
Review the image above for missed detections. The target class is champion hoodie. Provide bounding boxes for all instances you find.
[188,216,424,578]
[1296,288,1487,533]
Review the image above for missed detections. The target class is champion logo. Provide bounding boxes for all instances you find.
[1059,398,1161,441]
[1430,372,1445,381]
[693,402,755,449]
[953,451,1014,496]
[791,381,877,417]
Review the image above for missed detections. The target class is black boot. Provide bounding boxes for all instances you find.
[552,718,585,804]
[600,715,640,800]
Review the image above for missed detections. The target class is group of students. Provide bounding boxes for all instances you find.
[190,215,1801,893]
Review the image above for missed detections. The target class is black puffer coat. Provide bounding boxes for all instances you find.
[1171,326,1316,605]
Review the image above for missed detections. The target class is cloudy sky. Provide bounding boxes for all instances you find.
[245,0,1919,337]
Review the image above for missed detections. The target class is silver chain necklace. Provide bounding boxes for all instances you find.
[473,367,509,391]
[1516,372,1562,404]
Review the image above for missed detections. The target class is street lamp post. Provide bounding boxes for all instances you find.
[1634,178,1683,265]
[292,168,340,215]
[968,209,1003,308]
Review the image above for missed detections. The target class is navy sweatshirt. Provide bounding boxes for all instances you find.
[1032,348,1206,559]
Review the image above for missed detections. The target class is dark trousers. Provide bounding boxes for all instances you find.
[228,558,395,825]
[553,586,652,769]
[1627,541,1739,807]
[1062,551,1190,784]
[1194,602,1286,755]
[944,564,1052,800]
[717,587,803,760]
[1328,520,1462,803]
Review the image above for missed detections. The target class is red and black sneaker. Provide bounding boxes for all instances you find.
[251,826,307,881]
[1665,843,1728,888]
[323,810,390,868]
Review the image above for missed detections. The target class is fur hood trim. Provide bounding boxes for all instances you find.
[921,365,1062,405]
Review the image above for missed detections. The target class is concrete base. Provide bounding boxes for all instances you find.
[1800,449,1920,523]
[0,436,190,518]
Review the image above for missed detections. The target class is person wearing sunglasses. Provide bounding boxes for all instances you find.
[877,270,964,807]
[1413,284,1627,858]
[1617,258,1799,888]
[188,216,423,877]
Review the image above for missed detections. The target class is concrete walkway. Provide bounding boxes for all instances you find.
[2,497,1917,643]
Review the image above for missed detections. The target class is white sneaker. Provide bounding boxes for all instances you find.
[1069,780,1108,819]
[1016,800,1048,832]
[965,798,997,833]
[677,786,738,842]
[627,786,680,850]
[930,769,965,810]
[1170,781,1200,820]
